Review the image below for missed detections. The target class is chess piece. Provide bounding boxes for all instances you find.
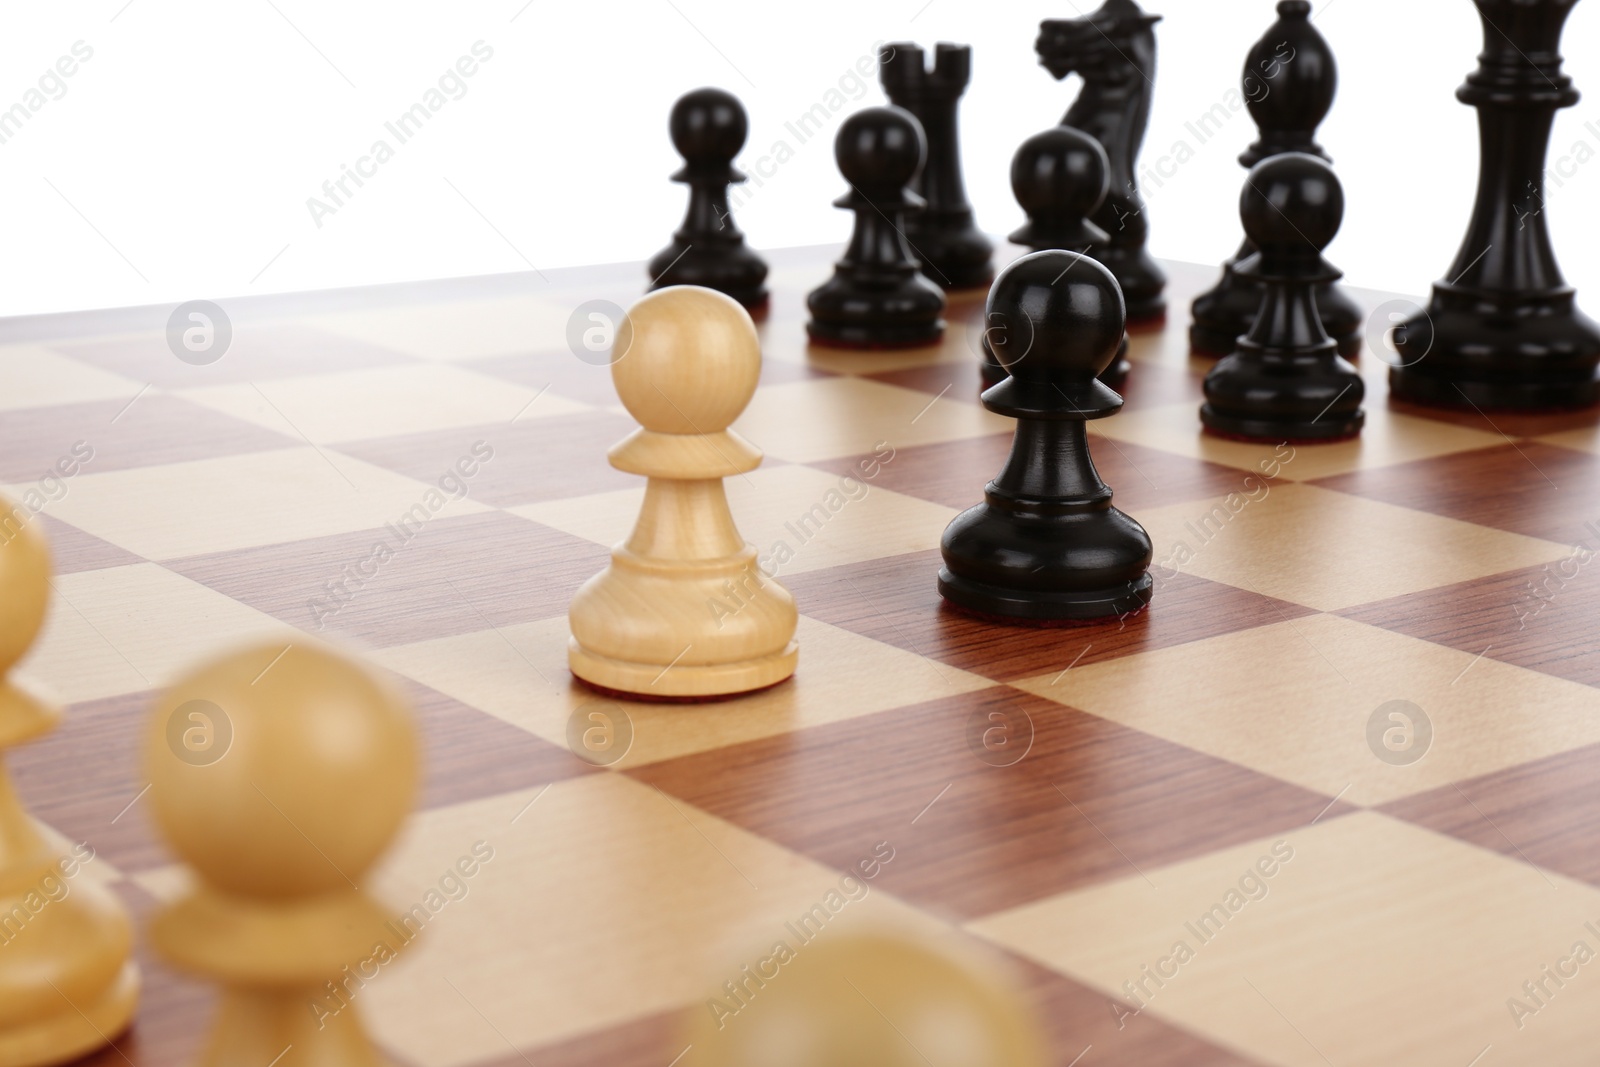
[1391,0,1600,409]
[647,88,769,309]
[940,250,1153,621]
[807,106,947,348]
[1036,0,1166,326]
[980,126,1131,390]
[570,286,798,697]
[879,42,994,290]
[1202,153,1365,441]
[0,503,139,1067]
[1190,0,1362,359]
[146,642,418,1067]
[685,929,1049,1067]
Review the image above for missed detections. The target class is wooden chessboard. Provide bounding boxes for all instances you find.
[11,242,1600,1067]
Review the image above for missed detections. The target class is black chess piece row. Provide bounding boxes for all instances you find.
[649,1,1172,353]
[652,0,1600,430]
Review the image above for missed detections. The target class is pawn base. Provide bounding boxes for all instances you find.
[570,638,798,699]
[1094,247,1166,330]
[647,241,769,310]
[0,961,137,1067]
[807,322,946,350]
[903,221,995,292]
[1126,309,1167,333]
[938,567,1152,622]
[925,261,994,292]
[1124,299,1167,330]
[807,266,948,351]
[1200,405,1365,444]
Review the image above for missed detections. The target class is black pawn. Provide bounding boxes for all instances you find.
[980,127,1130,389]
[1190,1,1361,358]
[1391,0,1600,409]
[647,88,768,309]
[1201,153,1364,442]
[880,42,994,290]
[939,250,1152,622]
[807,107,946,348]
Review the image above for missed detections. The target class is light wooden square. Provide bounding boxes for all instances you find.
[1092,400,1505,481]
[17,563,297,704]
[307,295,579,362]
[511,462,957,577]
[1015,614,1600,806]
[15,448,493,560]
[353,776,938,1064]
[177,363,585,445]
[371,614,994,770]
[1535,426,1600,455]
[734,377,1011,463]
[1133,482,1568,611]
[0,346,146,411]
[969,812,1600,1067]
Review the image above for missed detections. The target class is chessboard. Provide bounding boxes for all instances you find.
[10,241,1600,1067]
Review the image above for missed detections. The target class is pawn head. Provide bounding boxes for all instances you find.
[1240,152,1344,254]
[0,501,50,675]
[669,87,749,164]
[985,249,1125,383]
[685,928,1049,1067]
[146,642,419,899]
[612,286,760,434]
[1011,125,1110,224]
[835,106,926,192]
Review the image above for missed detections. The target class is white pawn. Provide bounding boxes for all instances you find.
[568,286,798,698]
[145,642,419,1067]
[0,500,138,1067]
[685,928,1050,1066]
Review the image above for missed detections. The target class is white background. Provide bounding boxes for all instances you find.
[2,0,1598,317]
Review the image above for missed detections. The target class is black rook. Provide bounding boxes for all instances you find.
[880,42,994,291]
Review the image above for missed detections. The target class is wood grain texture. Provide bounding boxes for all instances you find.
[785,548,1318,683]
[6,243,1599,1067]
[628,687,1349,920]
